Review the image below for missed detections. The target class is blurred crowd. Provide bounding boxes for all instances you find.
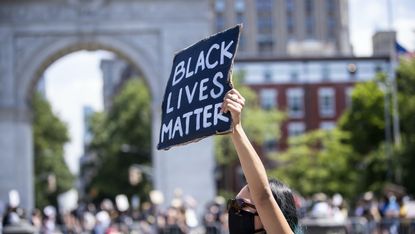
[351,191,415,234]
[1,189,415,234]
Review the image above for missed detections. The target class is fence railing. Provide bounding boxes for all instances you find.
[301,217,415,234]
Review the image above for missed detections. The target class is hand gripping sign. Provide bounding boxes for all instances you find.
[158,25,241,150]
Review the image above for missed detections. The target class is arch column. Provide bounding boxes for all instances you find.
[0,26,34,213]
[0,108,34,214]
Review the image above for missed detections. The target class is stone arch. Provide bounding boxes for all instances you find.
[0,0,214,216]
[18,35,161,109]
[14,35,161,212]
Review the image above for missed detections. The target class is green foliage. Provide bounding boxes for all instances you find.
[338,77,387,155]
[336,75,398,195]
[33,93,74,209]
[269,129,358,198]
[88,78,152,201]
[397,58,415,136]
[215,74,284,166]
[335,58,415,196]
[396,58,415,194]
[358,143,391,194]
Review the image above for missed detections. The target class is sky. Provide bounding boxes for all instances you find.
[350,0,415,55]
[44,0,415,175]
[44,51,113,174]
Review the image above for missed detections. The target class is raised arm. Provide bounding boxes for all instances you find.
[222,89,293,234]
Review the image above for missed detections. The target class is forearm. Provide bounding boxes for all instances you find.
[224,89,293,233]
[231,124,272,201]
[231,124,293,234]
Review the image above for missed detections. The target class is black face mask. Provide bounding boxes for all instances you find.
[228,207,266,234]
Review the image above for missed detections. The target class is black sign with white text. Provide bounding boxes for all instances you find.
[157,25,241,150]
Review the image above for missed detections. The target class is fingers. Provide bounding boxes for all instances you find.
[222,97,243,114]
[226,89,245,106]
[221,89,245,113]
[226,101,242,113]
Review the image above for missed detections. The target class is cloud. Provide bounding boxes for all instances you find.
[395,19,415,50]
[350,0,415,55]
[349,0,388,56]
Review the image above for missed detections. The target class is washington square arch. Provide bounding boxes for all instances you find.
[0,0,216,213]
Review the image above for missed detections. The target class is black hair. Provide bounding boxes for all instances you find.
[268,178,300,232]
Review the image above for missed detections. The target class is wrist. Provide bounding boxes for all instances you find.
[232,124,244,135]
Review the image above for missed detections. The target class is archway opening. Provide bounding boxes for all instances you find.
[31,48,153,213]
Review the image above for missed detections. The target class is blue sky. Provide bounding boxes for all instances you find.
[44,0,415,175]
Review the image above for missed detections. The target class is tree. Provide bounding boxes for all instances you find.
[33,92,74,209]
[396,58,415,194]
[336,76,398,195]
[87,78,152,202]
[215,74,284,193]
[338,77,387,155]
[269,129,358,198]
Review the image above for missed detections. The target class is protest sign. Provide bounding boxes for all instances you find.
[158,25,241,150]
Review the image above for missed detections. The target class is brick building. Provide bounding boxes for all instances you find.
[235,55,391,150]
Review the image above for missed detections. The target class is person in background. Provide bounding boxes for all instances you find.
[222,89,300,234]
[31,209,42,231]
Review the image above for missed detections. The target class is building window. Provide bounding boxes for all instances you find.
[290,69,299,82]
[260,88,277,110]
[287,88,304,118]
[236,12,245,24]
[306,15,315,38]
[288,122,305,137]
[375,63,383,73]
[256,0,273,10]
[264,70,272,82]
[287,15,295,36]
[286,0,294,12]
[236,7,246,51]
[215,0,225,32]
[216,12,225,32]
[327,17,336,39]
[326,0,336,12]
[256,0,273,52]
[322,64,330,81]
[215,0,225,12]
[235,0,245,12]
[258,40,274,54]
[318,88,335,117]
[345,87,354,108]
[286,0,295,36]
[305,0,313,12]
[305,0,314,38]
[257,15,273,35]
[239,35,246,51]
[320,121,336,130]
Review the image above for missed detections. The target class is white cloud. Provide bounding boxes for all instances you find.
[394,18,415,51]
[350,0,415,55]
